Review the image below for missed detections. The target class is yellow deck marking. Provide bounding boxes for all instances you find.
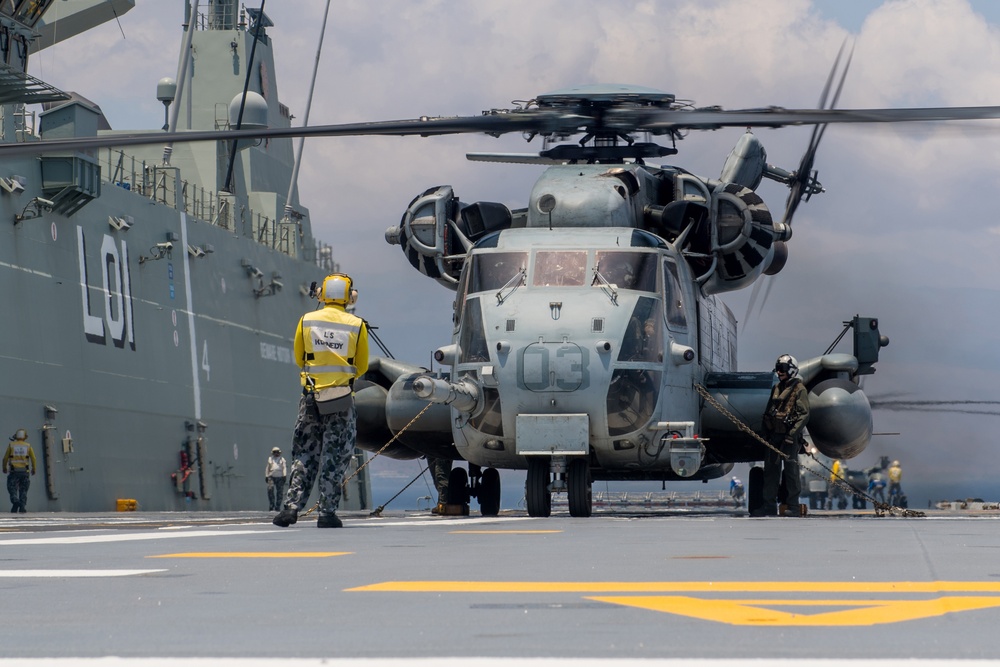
[449,530,563,534]
[148,552,351,558]
[347,581,1000,593]
[346,581,1000,626]
[589,596,1000,626]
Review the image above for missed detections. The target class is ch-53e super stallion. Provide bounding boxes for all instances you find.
[13,46,1000,518]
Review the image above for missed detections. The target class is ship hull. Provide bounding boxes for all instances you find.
[1,177,370,512]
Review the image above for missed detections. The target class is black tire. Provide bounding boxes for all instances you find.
[567,458,592,517]
[747,466,764,515]
[446,466,470,505]
[479,467,501,516]
[526,458,551,517]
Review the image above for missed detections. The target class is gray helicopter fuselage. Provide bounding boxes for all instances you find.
[447,226,736,479]
[386,152,882,507]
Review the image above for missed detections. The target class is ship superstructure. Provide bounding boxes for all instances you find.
[0,0,371,511]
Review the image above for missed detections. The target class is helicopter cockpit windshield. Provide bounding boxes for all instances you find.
[595,251,658,292]
[469,251,527,293]
[532,251,587,287]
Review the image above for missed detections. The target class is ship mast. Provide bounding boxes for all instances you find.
[282,0,332,226]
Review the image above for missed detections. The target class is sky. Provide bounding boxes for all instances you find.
[28,0,1000,510]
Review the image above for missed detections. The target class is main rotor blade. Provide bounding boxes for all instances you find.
[0,109,577,157]
[782,41,854,226]
[616,105,1000,132]
[5,101,1000,158]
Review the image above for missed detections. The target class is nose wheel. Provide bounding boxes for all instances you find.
[526,457,592,517]
[567,458,592,517]
[526,458,551,517]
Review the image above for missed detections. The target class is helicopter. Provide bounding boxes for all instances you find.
[349,81,908,518]
[9,66,1000,518]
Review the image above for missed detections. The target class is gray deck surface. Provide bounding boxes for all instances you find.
[2,506,1000,664]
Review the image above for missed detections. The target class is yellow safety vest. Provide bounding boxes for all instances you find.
[3,441,36,473]
[294,303,369,390]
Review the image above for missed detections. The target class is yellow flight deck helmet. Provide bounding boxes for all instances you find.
[320,273,357,306]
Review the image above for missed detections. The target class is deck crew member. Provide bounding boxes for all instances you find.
[274,274,369,529]
[265,447,287,511]
[754,354,810,517]
[3,429,36,513]
[887,459,903,501]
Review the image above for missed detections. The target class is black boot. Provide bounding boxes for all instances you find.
[17,504,25,513]
[272,508,298,527]
[10,504,16,513]
[317,513,342,528]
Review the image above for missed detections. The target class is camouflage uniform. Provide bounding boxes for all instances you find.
[3,434,36,513]
[282,394,357,515]
[273,273,368,529]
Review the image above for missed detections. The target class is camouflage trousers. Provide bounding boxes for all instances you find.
[267,476,286,511]
[7,471,29,509]
[282,394,356,515]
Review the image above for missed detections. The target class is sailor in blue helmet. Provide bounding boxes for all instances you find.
[754,354,810,517]
[273,273,369,529]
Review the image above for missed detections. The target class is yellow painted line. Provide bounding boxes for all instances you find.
[346,580,1000,593]
[589,595,1000,626]
[147,552,351,558]
[449,530,563,534]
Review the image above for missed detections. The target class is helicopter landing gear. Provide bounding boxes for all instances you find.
[478,467,501,516]
[444,464,501,516]
[747,465,764,516]
[445,466,471,515]
[526,458,551,517]
[567,458,592,517]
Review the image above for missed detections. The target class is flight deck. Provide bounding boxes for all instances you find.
[2,507,1000,664]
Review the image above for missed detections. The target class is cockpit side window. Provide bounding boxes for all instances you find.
[469,251,527,293]
[595,251,657,292]
[617,296,664,363]
[532,251,588,287]
[663,259,688,330]
[453,262,470,333]
[458,297,490,363]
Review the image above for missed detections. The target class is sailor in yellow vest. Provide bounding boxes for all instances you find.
[273,274,369,529]
[887,459,903,501]
[3,429,37,513]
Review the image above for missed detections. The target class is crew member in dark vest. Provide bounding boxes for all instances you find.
[273,273,369,529]
[754,354,810,517]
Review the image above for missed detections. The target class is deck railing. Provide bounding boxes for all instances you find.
[100,147,332,268]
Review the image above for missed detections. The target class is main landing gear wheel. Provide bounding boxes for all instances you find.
[526,458,551,517]
[567,458,592,517]
[479,467,501,517]
[747,465,764,516]
[446,466,471,515]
